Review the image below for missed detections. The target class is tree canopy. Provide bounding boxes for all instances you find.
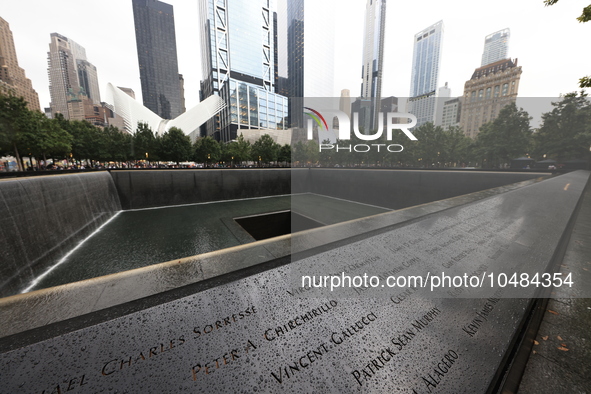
[194,136,221,163]
[2,90,589,170]
[160,127,192,164]
[251,134,281,164]
[532,92,591,161]
[474,103,532,168]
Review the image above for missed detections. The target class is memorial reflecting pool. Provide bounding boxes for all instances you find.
[28,194,389,292]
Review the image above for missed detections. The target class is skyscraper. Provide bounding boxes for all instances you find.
[47,33,100,119]
[339,89,351,121]
[0,17,40,111]
[132,0,184,120]
[76,60,101,105]
[434,82,451,127]
[481,28,510,67]
[280,0,335,135]
[283,0,335,99]
[440,97,461,130]
[408,20,443,127]
[360,0,386,131]
[200,0,289,141]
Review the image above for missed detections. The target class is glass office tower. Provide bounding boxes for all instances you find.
[132,0,184,120]
[281,0,335,131]
[481,28,510,67]
[360,0,387,132]
[282,0,335,99]
[408,20,443,127]
[200,0,288,141]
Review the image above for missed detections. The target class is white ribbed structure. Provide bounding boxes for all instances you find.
[107,83,225,141]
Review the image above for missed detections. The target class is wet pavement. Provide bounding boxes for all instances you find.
[518,179,591,393]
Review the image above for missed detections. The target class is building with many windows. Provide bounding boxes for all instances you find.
[434,82,451,127]
[282,0,335,100]
[359,0,387,132]
[0,17,39,111]
[76,60,101,105]
[408,21,444,127]
[199,0,289,141]
[280,0,336,135]
[339,89,351,121]
[481,28,510,67]
[440,97,461,130]
[47,33,101,119]
[132,0,184,120]
[459,58,522,138]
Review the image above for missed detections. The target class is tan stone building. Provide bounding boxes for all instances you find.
[0,17,40,111]
[459,58,521,138]
[48,33,101,119]
[66,90,118,128]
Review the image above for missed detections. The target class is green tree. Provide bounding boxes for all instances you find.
[544,0,591,88]
[159,127,192,164]
[219,140,232,164]
[0,94,33,170]
[104,125,131,163]
[278,144,291,165]
[228,134,251,164]
[75,123,113,163]
[304,140,319,165]
[533,92,591,162]
[440,126,474,167]
[251,134,280,164]
[94,128,111,162]
[292,140,307,164]
[475,103,532,168]
[67,120,103,164]
[22,114,72,166]
[404,122,447,167]
[367,134,393,167]
[319,139,333,166]
[132,123,158,161]
[194,136,221,164]
[332,139,357,167]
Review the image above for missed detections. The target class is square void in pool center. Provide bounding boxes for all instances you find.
[29,194,389,291]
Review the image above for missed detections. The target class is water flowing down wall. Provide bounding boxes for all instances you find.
[299,169,544,209]
[110,169,292,209]
[0,172,121,297]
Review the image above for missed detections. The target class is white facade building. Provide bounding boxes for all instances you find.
[107,84,225,142]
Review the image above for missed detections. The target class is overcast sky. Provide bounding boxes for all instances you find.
[2,0,589,124]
